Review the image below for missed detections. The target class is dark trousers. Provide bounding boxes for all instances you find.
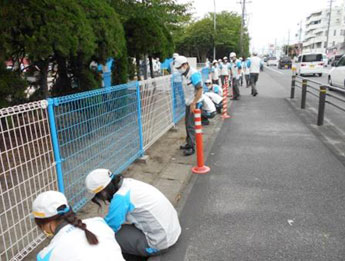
[185,105,195,149]
[245,74,250,87]
[232,78,240,99]
[250,73,259,95]
[116,224,166,259]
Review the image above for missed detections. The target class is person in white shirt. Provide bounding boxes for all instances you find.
[199,94,217,125]
[229,52,242,100]
[85,169,181,259]
[32,191,124,261]
[247,52,261,96]
[219,57,231,87]
[211,60,220,84]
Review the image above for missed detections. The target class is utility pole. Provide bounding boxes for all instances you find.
[286,30,290,55]
[213,0,216,60]
[325,0,334,53]
[238,0,251,57]
[298,21,303,55]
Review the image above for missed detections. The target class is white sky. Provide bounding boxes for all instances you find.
[178,0,342,53]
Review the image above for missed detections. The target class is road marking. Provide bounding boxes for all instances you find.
[264,66,283,75]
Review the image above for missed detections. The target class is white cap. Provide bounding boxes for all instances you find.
[239,57,243,61]
[85,168,112,194]
[32,191,69,219]
[212,60,217,64]
[218,59,222,62]
[174,56,188,68]
[230,52,236,58]
[173,53,179,59]
[223,56,228,60]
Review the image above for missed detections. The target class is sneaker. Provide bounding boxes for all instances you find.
[180,144,192,150]
[183,148,195,156]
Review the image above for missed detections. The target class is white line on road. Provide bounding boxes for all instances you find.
[264,66,283,75]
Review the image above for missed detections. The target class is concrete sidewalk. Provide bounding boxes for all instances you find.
[162,71,345,260]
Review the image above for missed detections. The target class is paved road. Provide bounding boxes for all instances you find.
[162,70,345,260]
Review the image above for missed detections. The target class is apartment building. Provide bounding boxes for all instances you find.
[303,2,345,56]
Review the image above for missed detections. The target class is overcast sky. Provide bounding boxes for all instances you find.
[178,0,342,52]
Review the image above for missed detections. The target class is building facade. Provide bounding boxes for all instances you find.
[303,2,345,56]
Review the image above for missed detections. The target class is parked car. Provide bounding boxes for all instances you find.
[267,57,278,66]
[295,53,324,76]
[329,54,343,67]
[328,54,345,89]
[278,56,292,69]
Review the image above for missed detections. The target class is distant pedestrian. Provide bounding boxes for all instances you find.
[219,57,231,87]
[239,57,244,86]
[243,57,251,88]
[229,52,242,100]
[174,56,203,156]
[211,60,220,85]
[248,52,261,96]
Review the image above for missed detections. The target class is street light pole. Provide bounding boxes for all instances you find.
[326,0,334,53]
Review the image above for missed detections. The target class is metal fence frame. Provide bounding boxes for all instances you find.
[0,101,58,261]
[0,76,186,260]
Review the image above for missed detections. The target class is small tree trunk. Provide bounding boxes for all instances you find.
[135,54,140,80]
[143,54,148,80]
[149,55,154,78]
[37,60,49,98]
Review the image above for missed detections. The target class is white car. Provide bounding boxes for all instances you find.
[295,53,324,77]
[328,55,345,89]
[266,57,278,66]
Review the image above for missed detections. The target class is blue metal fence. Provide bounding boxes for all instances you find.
[49,82,142,210]
[1,75,186,260]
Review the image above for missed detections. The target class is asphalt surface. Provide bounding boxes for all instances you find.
[162,70,345,260]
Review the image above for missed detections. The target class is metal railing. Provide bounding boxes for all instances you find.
[290,75,345,126]
[0,75,186,260]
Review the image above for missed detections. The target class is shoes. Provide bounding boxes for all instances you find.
[180,144,192,150]
[202,120,210,126]
[253,92,258,96]
[183,148,195,156]
[230,97,239,100]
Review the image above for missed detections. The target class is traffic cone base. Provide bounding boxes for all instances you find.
[222,114,231,119]
[192,165,210,174]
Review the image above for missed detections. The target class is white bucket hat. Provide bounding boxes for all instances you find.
[85,168,113,194]
[32,191,69,219]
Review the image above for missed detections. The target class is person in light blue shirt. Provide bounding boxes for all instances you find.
[85,169,181,260]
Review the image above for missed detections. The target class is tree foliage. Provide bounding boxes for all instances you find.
[176,11,250,61]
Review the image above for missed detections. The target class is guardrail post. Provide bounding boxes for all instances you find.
[290,75,296,99]
[301,79,307,109]
[136,81,144,155]
[47,98,65,193]
[317,85,327,126]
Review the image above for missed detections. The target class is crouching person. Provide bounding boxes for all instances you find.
[85,169,181,260]
[199,94,217,125]
[32,191,124,261]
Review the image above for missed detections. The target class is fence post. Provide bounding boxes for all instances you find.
[301,79,307,109]
[290,75,296,99]
[47,98,65,193]
[136,81,144,155]
[317,85,327,126]
[171,75,176,124]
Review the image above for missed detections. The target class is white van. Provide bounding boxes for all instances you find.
[296,53,324,77]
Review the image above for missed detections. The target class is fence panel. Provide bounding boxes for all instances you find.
[140,76,175,150]
[171,74,186,124]
[52,82,141,210]
[0,101,58,261]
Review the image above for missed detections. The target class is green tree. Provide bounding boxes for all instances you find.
[176,11,250,61]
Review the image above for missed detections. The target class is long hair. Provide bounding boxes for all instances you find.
[91,174,123,208]
[35,206,99,245]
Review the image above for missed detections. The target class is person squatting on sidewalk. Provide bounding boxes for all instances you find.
[85,169,181,260]
[229,52,242,100]
[174,55,203,156]
[33,191,125,261]
[247,52,261,96]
